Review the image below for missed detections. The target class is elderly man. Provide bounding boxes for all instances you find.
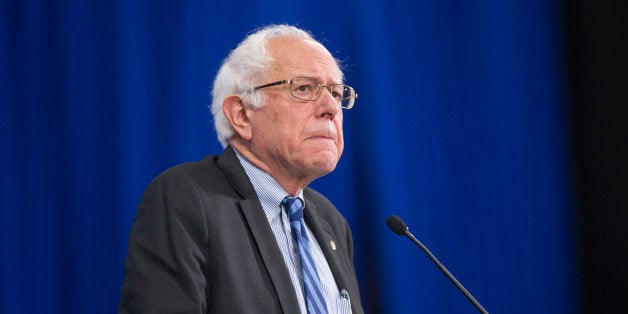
[119,25,362,313]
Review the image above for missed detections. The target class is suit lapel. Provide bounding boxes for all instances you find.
[217,147,301,313]
[239,199,301,313]
[305,202,364,313]
[303,201,351,293]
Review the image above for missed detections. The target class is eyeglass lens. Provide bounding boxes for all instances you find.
[290,77,355,109]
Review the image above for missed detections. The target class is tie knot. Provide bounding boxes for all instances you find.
[281,196,304,221]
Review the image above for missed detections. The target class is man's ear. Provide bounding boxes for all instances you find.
[223,95,252,141]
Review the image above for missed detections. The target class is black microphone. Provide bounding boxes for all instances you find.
[386,215,488,314]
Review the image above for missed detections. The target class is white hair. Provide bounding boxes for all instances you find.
[210,24,341,148]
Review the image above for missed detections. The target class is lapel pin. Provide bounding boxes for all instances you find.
[330,240,336,250]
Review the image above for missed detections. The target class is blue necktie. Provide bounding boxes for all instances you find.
[282,196,328,314]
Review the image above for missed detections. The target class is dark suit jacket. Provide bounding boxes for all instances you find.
[119,146,363,313]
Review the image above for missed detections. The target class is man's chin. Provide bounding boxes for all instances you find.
[309,156,340,176]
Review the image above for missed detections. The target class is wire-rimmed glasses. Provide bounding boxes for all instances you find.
[250,76,358,109]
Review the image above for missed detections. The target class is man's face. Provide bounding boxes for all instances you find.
[247,37,345,184]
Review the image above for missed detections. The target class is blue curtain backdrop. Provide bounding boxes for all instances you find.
[1,0,577,313]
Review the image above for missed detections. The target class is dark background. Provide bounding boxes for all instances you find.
[565,0,628,312]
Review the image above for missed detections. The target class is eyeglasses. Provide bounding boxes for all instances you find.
[250,76,358,109]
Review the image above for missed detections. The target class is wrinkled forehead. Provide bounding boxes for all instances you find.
[266,36,343,83]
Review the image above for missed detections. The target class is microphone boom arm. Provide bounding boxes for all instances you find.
[403,229,488,313]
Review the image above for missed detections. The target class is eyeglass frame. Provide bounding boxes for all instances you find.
[247,76,358,109]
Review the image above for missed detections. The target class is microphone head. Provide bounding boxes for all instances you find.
[386,215,408,236]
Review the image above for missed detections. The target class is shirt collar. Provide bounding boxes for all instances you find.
[233,148,304,220]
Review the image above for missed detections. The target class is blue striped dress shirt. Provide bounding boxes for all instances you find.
[234,149,351,313]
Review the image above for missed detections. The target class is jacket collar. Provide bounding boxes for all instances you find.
[216,146,354,310]
[216,146,301,313]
